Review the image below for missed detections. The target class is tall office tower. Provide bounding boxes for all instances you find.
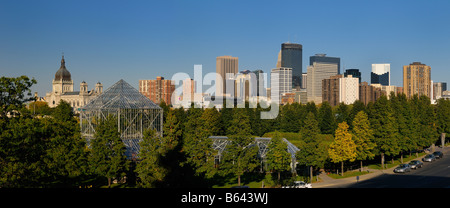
[216,56,238,96]
[344,69,361,83]
[139,76,175,105]
[280,43,303,90]
[403,62,431,99]
[271,67,292,103]
[371,64,390,86]
[310,54,340,74]
[307,54,340,104]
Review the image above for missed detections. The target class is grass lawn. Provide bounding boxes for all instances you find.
[367,152,427,170]
[327,169,372,179]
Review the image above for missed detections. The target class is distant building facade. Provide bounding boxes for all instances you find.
[322,74,359,106]
[433,82,447,100]
[310,54,340,74]
[216,56,238,96]
[307,54,340,104]
[271,67,292,103]
[403,62,431,99]
[139,76,175,105]
[359,81,384,105]
[344,69,361,83]
[45,56,103,112]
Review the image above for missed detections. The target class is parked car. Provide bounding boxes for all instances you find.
[394,164,411,173]
[422,154,436,162]
[432,151,444,159]
[408,160,423,169]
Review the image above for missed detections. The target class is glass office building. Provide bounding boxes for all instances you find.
[344,69,361,83]
[310,54,340,74]
[280,43,302,89]
[371,64,390,86]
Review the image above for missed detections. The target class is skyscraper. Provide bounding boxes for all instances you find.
[403,62,431,99]
[271,67,292,103]
[310,54,340,74]
[371,64,390,86]
[280,43,302,90]
[216,56,238,96]
[307,54,340,104]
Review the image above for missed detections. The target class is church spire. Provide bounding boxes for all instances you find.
[61,52,65,67]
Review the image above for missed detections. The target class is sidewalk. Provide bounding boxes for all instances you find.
[312,146,449,188]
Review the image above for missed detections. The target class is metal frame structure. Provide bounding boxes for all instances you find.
[209,136,300,173]
[80,79,163,158]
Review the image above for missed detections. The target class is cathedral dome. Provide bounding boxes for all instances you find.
[54,56,71,81]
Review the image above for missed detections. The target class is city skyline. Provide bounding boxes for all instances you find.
[1,0,450,98]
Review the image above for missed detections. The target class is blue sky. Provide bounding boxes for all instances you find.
[1,0,449,97]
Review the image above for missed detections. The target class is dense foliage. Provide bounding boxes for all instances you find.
[1,75,449,187]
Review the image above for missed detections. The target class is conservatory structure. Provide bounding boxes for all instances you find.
[209,136,300,173]
[80,79,163,159]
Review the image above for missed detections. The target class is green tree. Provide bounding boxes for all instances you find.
[368,96,400,168]
[28,101,53,115]
[391,93,417,161]
[136,128,167,188]
[296,112,327,182]
[227,108,253,136]
[329,122,357,176]
[0,76,37,118]
[0,117,49,187]
[351,111,376,171]
[266,131,291,183]
[43,101,89,187]
[182,106,218,179]
[89,115,129,188]
[198,107,221,136]
[317,102,336,135]
[163,110,182,153]
[417,95,438,147]
[436,98,450,141]
[220,107,259,186]
[335,102,351,127]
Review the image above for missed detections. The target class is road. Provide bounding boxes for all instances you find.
[338,151,450,188]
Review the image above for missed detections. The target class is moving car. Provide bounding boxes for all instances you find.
[422,154,436,162]
[394,164,411,173]
[408,160,423,169]
[432,151,444,159]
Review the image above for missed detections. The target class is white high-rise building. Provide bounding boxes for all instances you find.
[271,67,292,103]
[339,75,359,105]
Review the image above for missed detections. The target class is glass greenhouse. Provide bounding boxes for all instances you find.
[80,79,163,159]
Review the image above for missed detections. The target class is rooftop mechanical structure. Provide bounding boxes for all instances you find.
[209,136,300,173]
[80,79,163,159]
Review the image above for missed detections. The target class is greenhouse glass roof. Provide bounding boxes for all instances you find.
[81,79,161,110]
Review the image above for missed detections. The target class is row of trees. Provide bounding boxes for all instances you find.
[1,75,449,187]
